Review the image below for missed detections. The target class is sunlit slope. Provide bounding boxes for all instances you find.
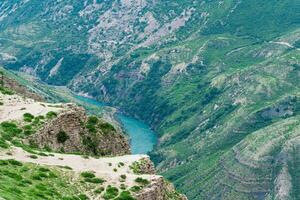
[1,0,300,199]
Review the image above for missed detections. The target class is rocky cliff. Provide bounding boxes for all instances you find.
[1,72,43,101]
[136,177,187,200]
[31,103,130,156]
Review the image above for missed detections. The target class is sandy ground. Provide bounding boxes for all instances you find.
[0,93,63,122]
[0,147,159,187]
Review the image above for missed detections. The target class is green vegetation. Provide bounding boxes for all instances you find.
[46,111,58,119]
[1,1,300,199]
[0,160,92,200]
[120,174,126,180]
[134,177,150,186]
[130,186,142,193]
[118,162,125,167]
[115,191,135,200]
[0,112,49,150]
[56,131,70,144]
[23,113,35,122]
[0,86,14,95]
[129,159,147,175]
[103,185,119,200]
[80,171,95,179]
[94,187,105,194]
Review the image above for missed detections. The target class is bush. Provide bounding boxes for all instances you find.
[115,191,135,200]
[85,177,105,184]
[118,162,125,167]
[29,155,38,159]
[80,172,95,178]
[87,116,99,126]
[94,187,105,194]
[120,184,127,190]
[135,177,150,186]
[99,123,116,133]
[130,186,142,193]
[78,194,89,200]
[56,131,69,143]
[0,138,9,149]
[46,111,57,119]
[120,174,126,180]
[1,121,22,140]
[0,86,14,95]
[103,186,119,200]
[23,113,34,122]
[7,159,23,166]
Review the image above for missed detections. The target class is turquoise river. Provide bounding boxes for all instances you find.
[74,95,157,154]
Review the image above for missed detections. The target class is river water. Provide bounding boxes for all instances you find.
[74,95,157,154]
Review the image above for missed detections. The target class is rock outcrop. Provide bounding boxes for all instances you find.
[30,103,130,156]
[136,177,188,200]
[2,75,43,101]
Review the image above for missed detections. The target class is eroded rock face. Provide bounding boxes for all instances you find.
[31,103,130,156]
[2,75,43,101]
[136,177,188,200]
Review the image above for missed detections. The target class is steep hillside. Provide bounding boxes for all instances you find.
[0,73,186,200]
[1,0,300,199]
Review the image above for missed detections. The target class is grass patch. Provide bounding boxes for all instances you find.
[23,113,34,123]
[103,185,119,200]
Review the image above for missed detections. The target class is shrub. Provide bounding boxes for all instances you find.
[85,177,105,184]
[46,111,57,119]
[86,124,97,133]
[38,167,50,172]
[115,191,135,200]
[94,187,105,194]
[59,166,73,170]
[80,171,95,178]
[118,162,125,167]
[103,186,119,200]
[120,174,126,180]
[1,121,22,140]
[23,113,34,122]
[23,125,32,130]
[29,155,38,159]
[78,194,89,200]
[56,131,69,143]
[135,177,150,186]
[0,86,14,95]
[130,186,142,193]
[7,159,23,166]
[0,138,9,149]
[37,115,45,120]
[0,160,9,166]
[87,116,98,126]
[99,123,116,133]
[120,184,127,190]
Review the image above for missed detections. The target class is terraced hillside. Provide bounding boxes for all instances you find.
[1,0,300,199]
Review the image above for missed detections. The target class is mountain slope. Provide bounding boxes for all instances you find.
[0,72,186,200]
[1,0,300,199]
